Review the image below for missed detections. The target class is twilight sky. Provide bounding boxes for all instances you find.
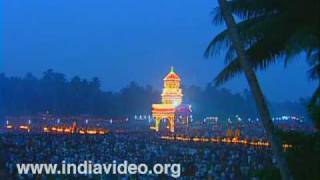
[2,0,316,101]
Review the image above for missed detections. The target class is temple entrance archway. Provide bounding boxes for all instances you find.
[153,113,175,133]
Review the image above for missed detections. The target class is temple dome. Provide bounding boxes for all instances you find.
[163,67,180,81]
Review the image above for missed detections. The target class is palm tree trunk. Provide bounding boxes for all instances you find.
[217,0,292,179]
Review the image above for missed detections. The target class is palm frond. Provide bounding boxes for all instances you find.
[308,52,320,80]
[309,84,320,107]
[229,0,283,20]
[213,29,293,86]
[224,46,237,64]
[209,0,320,89]
[204,30,230,57]
[214,60,241,86]
[211,7,225,25]
[205,16,271,58]
[284,29,320,66]
[206,11,290,59]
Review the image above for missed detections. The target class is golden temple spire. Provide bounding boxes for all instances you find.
[170,66,174,73]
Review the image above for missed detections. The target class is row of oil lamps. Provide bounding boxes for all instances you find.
[5,125,108,135]
[160,136,292,148]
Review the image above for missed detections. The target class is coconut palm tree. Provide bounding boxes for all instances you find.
[205,0,320,85]
[308,54,320,128]
[205,0,319,104]
[210,0,293,179]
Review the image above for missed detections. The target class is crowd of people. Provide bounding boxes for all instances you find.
[1,132,275,179]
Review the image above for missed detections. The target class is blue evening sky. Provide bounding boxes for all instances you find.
[2,0,316,101]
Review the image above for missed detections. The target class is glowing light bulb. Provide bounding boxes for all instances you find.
[172,100,179,107]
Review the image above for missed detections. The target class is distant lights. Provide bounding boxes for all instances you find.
[172,100,179,107]
[134,114,152,120]
[19,125,31,132]
[227,118,232,124]
[270,115,302,121]
[160,135,288,148]
[43,126,108,135]
[203,116,219,123]
[6,125,13,129]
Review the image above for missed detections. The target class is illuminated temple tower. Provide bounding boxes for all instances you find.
[152,67,191,132]
[161,67,183,106]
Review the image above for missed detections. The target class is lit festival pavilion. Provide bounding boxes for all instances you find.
[151,67,192,133]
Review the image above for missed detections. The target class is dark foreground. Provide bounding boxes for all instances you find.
[0,132,274,179]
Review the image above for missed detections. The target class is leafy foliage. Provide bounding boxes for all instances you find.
[206,0,319,84]
[0,70,305,118]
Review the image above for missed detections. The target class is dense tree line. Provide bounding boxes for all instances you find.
[183,85,305,118]
[0,70,306,118]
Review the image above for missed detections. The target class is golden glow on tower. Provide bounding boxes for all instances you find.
[161,67,183,106]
